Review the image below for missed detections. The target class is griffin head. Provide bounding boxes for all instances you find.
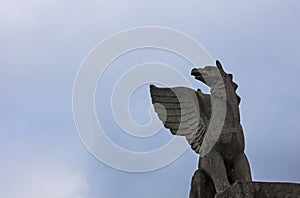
[191,60,240,102]
[191,60,227,88]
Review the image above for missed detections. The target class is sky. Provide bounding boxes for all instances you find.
[1,0,300,197]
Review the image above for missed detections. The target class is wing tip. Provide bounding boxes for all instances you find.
[149,84,159,92]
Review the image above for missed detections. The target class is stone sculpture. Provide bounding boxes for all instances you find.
[149,61,252,197]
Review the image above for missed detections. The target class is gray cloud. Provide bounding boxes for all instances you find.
[1,0,300,197]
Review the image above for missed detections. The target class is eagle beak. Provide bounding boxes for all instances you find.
[191,68,201,76]
[191,68,206,83]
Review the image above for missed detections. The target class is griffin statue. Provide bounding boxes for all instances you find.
[149,60,252,198]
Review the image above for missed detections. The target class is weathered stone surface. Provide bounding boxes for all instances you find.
[150,61,252,197]
[150,61,299,198]
[215,181,300,198]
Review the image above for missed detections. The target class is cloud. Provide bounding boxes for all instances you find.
[1,0,300,197]
[0,139,88,198]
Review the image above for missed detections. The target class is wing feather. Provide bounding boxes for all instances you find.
[150,84,208,153]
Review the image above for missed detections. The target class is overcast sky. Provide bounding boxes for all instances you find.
[1,0,300,197]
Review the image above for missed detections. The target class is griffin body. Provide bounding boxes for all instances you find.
[150,61,251,197]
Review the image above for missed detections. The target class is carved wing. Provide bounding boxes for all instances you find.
[149,84,209,153]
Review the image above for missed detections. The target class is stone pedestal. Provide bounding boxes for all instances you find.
[215,181,300,198]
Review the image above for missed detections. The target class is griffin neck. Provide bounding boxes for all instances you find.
[210,72,241,128]
[224,73,241,128]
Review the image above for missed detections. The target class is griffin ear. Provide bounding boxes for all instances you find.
[216,60,223,71]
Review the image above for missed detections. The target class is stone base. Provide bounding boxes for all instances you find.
[215,181,300,198]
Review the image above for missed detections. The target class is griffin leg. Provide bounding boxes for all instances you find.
[231,152,252,181]
[199,150,231,193]
[190,169,215,198]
